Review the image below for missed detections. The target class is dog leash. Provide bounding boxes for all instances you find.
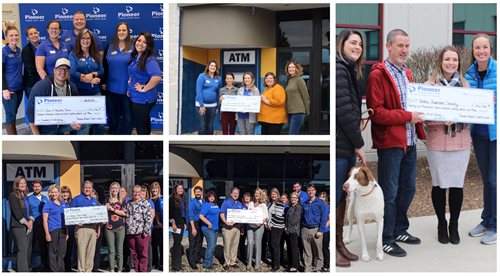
[361,184,377,197]
[361,108,374,132]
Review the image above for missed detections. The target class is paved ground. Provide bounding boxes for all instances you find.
[2,121,163,135]
[337,209,496,273]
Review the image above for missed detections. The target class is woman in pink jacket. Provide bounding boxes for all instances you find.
[425,45,471,245]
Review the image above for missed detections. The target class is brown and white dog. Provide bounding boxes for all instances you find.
[343,166,384,261]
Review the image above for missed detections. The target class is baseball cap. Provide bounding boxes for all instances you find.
[55,58,71,69]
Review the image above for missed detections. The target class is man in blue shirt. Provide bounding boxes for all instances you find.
[220,187,244,270]
[187,186,204,269]
[28,180,49,271]
[60,11,103,54]
[293,182,308,204]
[70,180,100,272]
[301,183,328,272]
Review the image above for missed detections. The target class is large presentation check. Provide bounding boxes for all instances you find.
[407,83,494,124]
[226,208,264,224]
[220,95,261,113]
[35,96,106,125]
[64,206,109,225]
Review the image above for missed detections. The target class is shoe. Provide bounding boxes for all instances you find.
[336,201,359,261]
[448,221,460,245]
[437,221,449,244]
[469,224,488,237]
[480,231,497,245]
[395,232,421,244]
[230,264,238,268]
[271,267,279,272]
[189,262,198,269]
[223,265,230,270]
[320,267,330,272]
[382,242,407,257]
[336,244,350,267]
[287,268,298,272]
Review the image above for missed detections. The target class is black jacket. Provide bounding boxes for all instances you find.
[21,42,41,90]
[336,54,364,158]
[9,192,33,229]
[169,195,186,227]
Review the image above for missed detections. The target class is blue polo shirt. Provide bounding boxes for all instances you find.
[105,45,132,94]
[299,190,308,204]
[2,45,23,91]
[28,194,49,221]
[302,196,328,233]
[195,73,222,107]
[325,204,330,232]
[127,56,162,104]
[70,194,98,208]
[61,30,104,52]
[35,39,70,76]
[200,202,220,231]
[220,197,245,220]
[188,197,204,222]
[154,195,163,224]
[42,200,68,232]
[68,52,104,95]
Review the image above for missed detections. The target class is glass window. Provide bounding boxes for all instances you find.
[453,4,496,32]
[322,19,330,47]
[453,34,497,58]
[278,20,313,47]
[135,162,163,187]
[336,4,379,26]
[259,158,284,179]
[234,180,258,203]
[336,28,381,61]
[312,160,329,180]
[203,158,228,178]
[234,159,258,179]
[321,48,330,134]
[258,180,285,196]
[79,142,124,161]
[277,51,310,88]
[285,158,311,179]
[135,142,163,160]
[204,180,229,205]
[82,165,123,204]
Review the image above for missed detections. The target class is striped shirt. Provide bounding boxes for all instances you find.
[384,60,417,146]
[268,201,285,229]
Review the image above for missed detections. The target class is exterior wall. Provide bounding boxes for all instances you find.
[260,48,277,85]
[60,161,81,197]
[169,4,180,135]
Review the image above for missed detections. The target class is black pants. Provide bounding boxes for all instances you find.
[12,227,33,272]
[188,221,203,266]
[238,228,247,263]
[270,228,284,269]
[131,101,156,134]
[261,228,271,263]
[260,122,283,135]
[171,230,183,270]
[122,231,131,272]
[288,233,299,270]
[64,230,75,271]
[152,227,163,269]
[322,232,330,269]
[33,219,48,271]
[93,224,104,271]
[48,229,67,272]
[281,231,290,266]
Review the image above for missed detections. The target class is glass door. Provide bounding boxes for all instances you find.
[82,164,125,203]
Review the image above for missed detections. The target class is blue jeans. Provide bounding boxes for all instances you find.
[288,113,305,135]
[107,92,132,135]
[77,124,104,135]
[202,229,217,268]
[39,124,73,135]
[377,146,417,243]
[472,135,497,232]
[198,106,216,135]
[2,89,23,124]
[336,156,357,207]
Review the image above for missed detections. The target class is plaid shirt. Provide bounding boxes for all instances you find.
[384,60,417,146]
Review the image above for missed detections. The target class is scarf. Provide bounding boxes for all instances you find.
[437,72,469,137]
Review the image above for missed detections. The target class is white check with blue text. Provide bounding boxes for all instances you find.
[407,83,494,124]
[226,208,264,224]
[220,95,261,113]
[64,206,108,225]
[35,96,106,125]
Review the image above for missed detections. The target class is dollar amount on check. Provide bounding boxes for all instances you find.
[35,96,107,125]
[226,208,264,224]
[64,206,109,225]
[407,83,494,124]
[220,95,261,113]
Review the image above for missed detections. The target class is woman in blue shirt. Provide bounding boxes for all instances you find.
[69,29,104,135]
[199,191,220,269]
[42,184,68,272]
[196,60,222,135]
[35,20,69,79]
[465,34,497,245]
[128,32,162,135]
[2,26,23,135]
[102,22,133,135]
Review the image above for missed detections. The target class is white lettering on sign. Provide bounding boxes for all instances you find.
[223,51,256,65]
[6,163,55,181]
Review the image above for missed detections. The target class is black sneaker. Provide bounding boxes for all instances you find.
[382,242,407,257]
[395,232,421,244]
[223,265,230,270]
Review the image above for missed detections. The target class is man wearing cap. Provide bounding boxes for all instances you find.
[27,57,81,135]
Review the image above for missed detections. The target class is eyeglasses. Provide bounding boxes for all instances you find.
[56,67,69,72]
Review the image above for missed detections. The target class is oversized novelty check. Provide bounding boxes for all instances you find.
[226,208,264,224]
[220,95,261,113]
[34,96,106,125]
[407,83,494,124]
[64,206,108,225]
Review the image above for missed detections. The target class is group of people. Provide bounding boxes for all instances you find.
[169,182,330,272]
[336,28,496,267]
[195,59,310,135]
[2,11,162,135]
[8,176,163,272]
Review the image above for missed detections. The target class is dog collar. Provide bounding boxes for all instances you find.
[361,184,377,197]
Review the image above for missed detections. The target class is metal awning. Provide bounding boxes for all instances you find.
[3,141,77,160]
[169,152,199,177]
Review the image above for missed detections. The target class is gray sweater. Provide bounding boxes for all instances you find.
[285,204,302,234]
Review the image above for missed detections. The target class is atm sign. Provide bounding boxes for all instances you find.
[223,50,256,65]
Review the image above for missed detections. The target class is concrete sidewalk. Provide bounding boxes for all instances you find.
[337,209,497,272]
